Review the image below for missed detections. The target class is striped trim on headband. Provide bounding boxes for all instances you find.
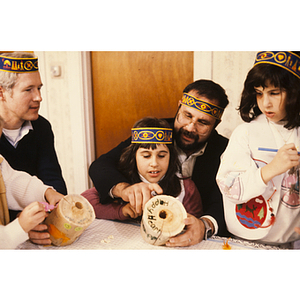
[0,55,38,73]
[254,51,300,79]
[181,93,224,120]
[131,127,172,144]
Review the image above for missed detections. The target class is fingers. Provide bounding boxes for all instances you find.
[31,202,47,223]
[122,203,140,219]
[280,143,299,159]
[122,182,165,215]
[21,204,52,245]
[141,187,152,210]
[166,215,204,247]
[265,143,300,182]
[283,143,298,151]
[28,224,52,245]
[140,183,164,210]
[26,201,44,211]
[166,232,193,247]
[148,183,163,195]
[127,188,146,215]
[123,182,157,214]
[31,223,48,232]
[19,202,48,233]
[44,188,64,206]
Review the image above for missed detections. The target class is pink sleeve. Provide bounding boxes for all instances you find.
[81,187,130,221]
[182,179,203,218]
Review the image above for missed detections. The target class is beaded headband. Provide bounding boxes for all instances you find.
[181,93,224,120]
[254,51,300,79]
[0,54,38,73]
[131,127,172,144]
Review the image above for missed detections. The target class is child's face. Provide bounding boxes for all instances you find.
[136,144,170,183]
[255,82,287,123]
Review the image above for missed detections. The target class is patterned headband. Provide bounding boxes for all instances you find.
[181,93,224,120]
[0,54,38,73]
[254,51,300,79]
[131,127,172,144]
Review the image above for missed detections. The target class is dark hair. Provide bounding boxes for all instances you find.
[239,51,300,129]
[183,79,229,110]
[183,79,229,127]
[118,117,182,197]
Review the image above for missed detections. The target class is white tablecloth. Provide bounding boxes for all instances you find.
[16,219,280,250]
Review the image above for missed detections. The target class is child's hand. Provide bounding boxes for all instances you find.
[273,143,299,172]
[122,203,140,219]
[44,188,64,206]
[262,143,300,183]
[18,202,47,233]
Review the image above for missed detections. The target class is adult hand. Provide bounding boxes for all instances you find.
[28,223,52,245]
[165,214,205,247]
[115,182,163,214]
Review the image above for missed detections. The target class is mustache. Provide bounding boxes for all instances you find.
[180,128,198,139]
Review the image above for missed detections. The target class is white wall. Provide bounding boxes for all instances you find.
[35,51,94,195]
[35,51,257,195]
[194,51,257,138]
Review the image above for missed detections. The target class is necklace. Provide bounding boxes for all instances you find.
[268,120,294,144]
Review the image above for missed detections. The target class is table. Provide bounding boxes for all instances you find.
[16,219,280,250]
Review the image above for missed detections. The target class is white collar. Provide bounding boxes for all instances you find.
[2,121,33,148]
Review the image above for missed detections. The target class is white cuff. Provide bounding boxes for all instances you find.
[200,215,218,236]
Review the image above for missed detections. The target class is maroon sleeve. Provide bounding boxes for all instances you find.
[81,187,130,221]
[182,178,203,218]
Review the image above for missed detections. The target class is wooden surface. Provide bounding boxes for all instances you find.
[91,51,193,157]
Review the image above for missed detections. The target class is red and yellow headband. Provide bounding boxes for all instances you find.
[0,54,38,73]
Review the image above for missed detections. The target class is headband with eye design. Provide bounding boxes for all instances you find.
[181,93,224,120]
[131,127,172,144]
[254,51,300,79]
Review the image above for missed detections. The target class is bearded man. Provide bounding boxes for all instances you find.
[89,79,230,246]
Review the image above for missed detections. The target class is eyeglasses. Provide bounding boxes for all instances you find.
[176,111,212,134]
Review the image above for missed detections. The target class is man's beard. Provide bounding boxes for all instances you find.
[174,127,205,152]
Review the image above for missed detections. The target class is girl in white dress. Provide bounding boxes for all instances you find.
[217,51,300,247]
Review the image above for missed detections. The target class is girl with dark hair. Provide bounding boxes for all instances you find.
[217,51,300,247]
[82,117,202,221]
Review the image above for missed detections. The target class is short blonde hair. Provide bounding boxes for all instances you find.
[0,52,36,91]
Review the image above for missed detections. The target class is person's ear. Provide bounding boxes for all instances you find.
[0,86,7,101]
[0,87,4,101]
